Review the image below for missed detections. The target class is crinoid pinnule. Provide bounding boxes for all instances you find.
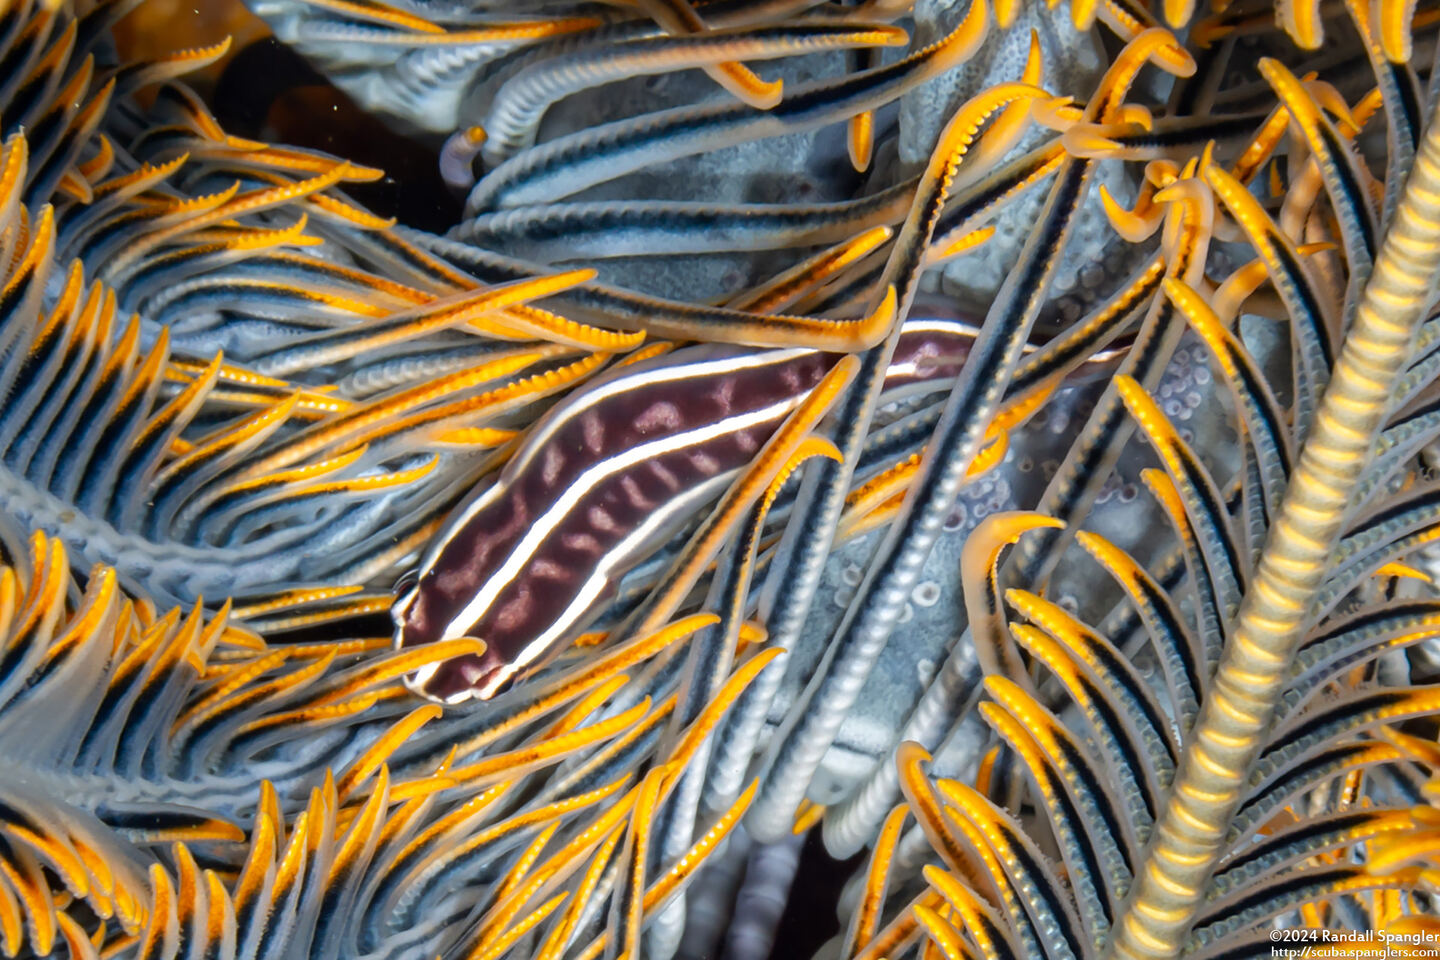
[828,21,1440,960]
[0,524,777,960]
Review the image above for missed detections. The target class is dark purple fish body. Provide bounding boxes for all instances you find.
[395,320,981,704]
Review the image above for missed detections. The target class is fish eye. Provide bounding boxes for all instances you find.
[394,569,419,596]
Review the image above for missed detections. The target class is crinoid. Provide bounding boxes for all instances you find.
[834,115,1440,955]
[4,0,1440,957]
[0,527,773,960]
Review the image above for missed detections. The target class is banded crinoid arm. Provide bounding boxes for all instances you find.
[0,780,151,958]
[1106,54,1440,960]
[0,528,361,954]
[474,20,912,164]
[117,703,753,960]
[0,0,196,211]
[28,3,1440,959]
[0,7,637,609]
[824,35,1440,960]
[252,0,1202,338]
[36,54,642,378]
[0,525,497,826]
[248,0,1193,179]
[81,65,913,359]
[0,515,784,960]
[0,130,602,608]
[746,26,1195,844]
[842,385,1440,954]
[211,612,781,960]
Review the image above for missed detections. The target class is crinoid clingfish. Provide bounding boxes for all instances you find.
[3,0,1440,957]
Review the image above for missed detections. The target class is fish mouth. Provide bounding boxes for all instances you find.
[392,587,512,704]
[402,644,517,705]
